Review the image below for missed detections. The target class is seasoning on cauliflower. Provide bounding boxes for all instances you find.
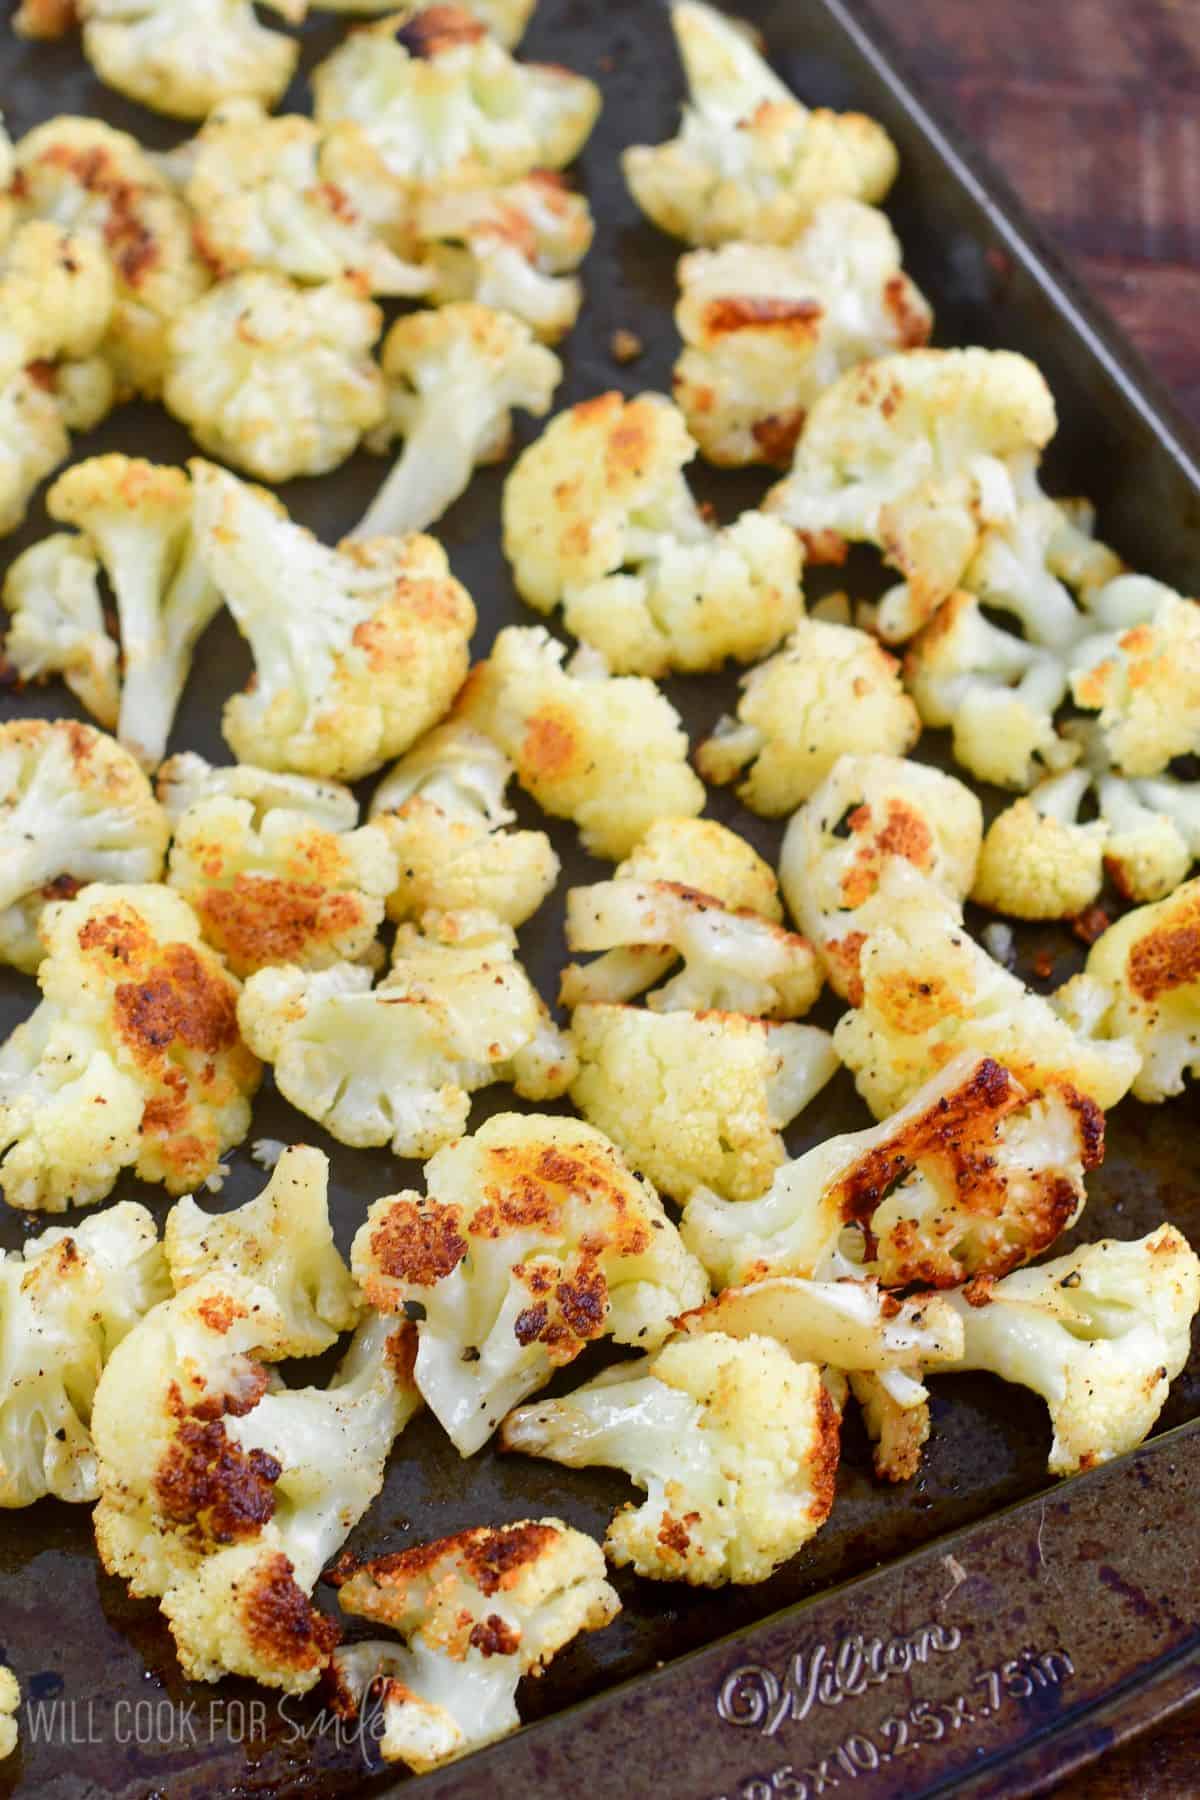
[780,754,982,1000]
[157,753,359,835]
[3,536,119,728]
[164,1146,361,1356]
[0,1201,168,1506]
[682,1052,1102,1292]
[0,720,169,973]
[502,1333,839,1585]
[766,350,1057,639]
[944,1225,1200,1475]
[164,274,385,482]
[459,627,705,860]
[623,0,897,247]
[616,816,784,921]
[695,615,920,815]
[502,392,803,678]
[356,304,561,539]
[312,7,601,187]
[829,863,1140,1117]
[77,0,301,121]
[0,1666,16,1761]
[369,720,558,927]
[0,883,260,1211]
[192,462,475,781]
[352,1112,708,1454]
[1068,576,1200,777]
[570,1003,839,1204]
[238,913,573,1162]
[329,1520,618,1773]
[673,200,932,467]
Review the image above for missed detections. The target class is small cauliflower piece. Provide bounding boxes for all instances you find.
[502,1333,839,1585]
[356,303,561,539]
[0,1666,16,1760]
[0,220,115,377]
[1097,771,1200,904]
[766,350,1057,638]
[369,720,558,927]
[352,1112,708,1454]
[503,392,803,678]
[0,366,72,537]
[695,615,920,815]
[47,456,222,770]
[0,1201,168,1506]
[1068,577,1200,777]
[157,753,359,834]
[0,720,169,973]
[165,274,385,482]
[617,817,784,921]
[312,6,601,186]
[673,201,932,467]
[677,1274,964,1371]
[0,883,260,1210]
[682,1052,1101,1292]
[330,1520,618,1773]
[570,1003,839,1204]
[3,536,119,727]
[164,1145,360,1356]
[960,489,1124,651]
[460,626,705,860]
[972,771,1108,920]
[944,1225,1200,1475]
[780,754,982,1000]
[623,1,896,247]
[192,463,475,781]
[77,0,301,120]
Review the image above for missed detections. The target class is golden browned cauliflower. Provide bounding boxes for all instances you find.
[612,817,783,922]
[77,0,302,121]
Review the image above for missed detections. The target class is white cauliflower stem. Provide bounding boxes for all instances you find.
[78,0,301,121]
[678,1274,964,1373]
[3,535,119,728]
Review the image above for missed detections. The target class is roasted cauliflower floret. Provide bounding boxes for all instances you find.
[164,1146,361,1356]
[192,463,475,781]
[1093,769,1200,904]
[972,770,1107,920]
[0,366,73,537]
[460,627,705,860]
[357,303,561,538]
[352,1112,708,1454]
[330,1520,618,1773]
[945,1225,1200,1475]
[164,274,385,482]
[3,536,119,727]
[623,1,897,247]
[0,1666,16,1761]
[695,615,919,815]
[673,201,932,467]
[0,1201,168,1506]
[0,220,115,377]
[570,1004,839,1203]
[0,884,260,1211]
[960,488,1123,651]
[502,392,803,678]
[616,817,783,921]
[369,721,558,927]
[682,1053,1102,1291]
[0,720,169,972]
[312,6,601,186]
[766,350,1057,638]
[77,0,301,120]
[157,753,359,835]
[780,754,982,1000]
[1068,576,1200,777]
[502,1333,839,1585]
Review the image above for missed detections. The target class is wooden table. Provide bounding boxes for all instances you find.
[886,9,1200,1790]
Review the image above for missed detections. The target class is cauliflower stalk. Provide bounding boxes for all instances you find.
[3,535,120,727]
[77,0,302,121]
[677,1274,964,1372]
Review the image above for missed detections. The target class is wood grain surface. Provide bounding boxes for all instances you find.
[885,6,1200,1790]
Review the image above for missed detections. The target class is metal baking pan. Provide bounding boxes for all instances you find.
[1,0,1198,1794]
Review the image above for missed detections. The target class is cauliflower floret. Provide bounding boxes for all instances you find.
[3,536,119,728]
[616,817,784,921]
[165,274,385,482]
[0,1201,169,1506]
[695,615,920,815]
[460,627,705,860]
[1068,576,1200,777]
[503,392,803,678]
[369,720,558,927]
[13,0,78,33]
[501,1333,839,1585]
[766,350,1057,638]
[77,0,301,120]
[314,0,537,46]
[329,1520,618,1773]
[356,303,561,538]
[959,489,1124,651]
[45,458,222,771]
[0,883,260,1210]
[623,1,897,247]
[0,720,169,972]
[167,793,397,977]
[238,913,573,1160]
[1097,772,1200,903]
[830,863,1140,1116]
[0,220,115,377]
[192,462,475,781]
[682,1052,1102,1292]
[570,1003,839,1203]
[944,1225,1200,1475]
[0,1666,15,1760]
[0,365,71,537]
[164,1145,361,1356]
[673,201,932,467]
[780,754,982,1000]
[312,7,601,186]
[972,770,1108,921]
[352,1112,708,1453]
[157,753,358,834]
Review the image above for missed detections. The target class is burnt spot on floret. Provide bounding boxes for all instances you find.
[808,1379,842,1524]
[1127,889,1200,1003]
[882,275,933,350]
[240,1551,341,1670]
[395,4,487,58]
[155,1416,280,1544]
[468,1613,522,1657]
[366,1198,468,1292]
[838,796,934,909]
[702,296,823,339]
[195,876,365,976]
